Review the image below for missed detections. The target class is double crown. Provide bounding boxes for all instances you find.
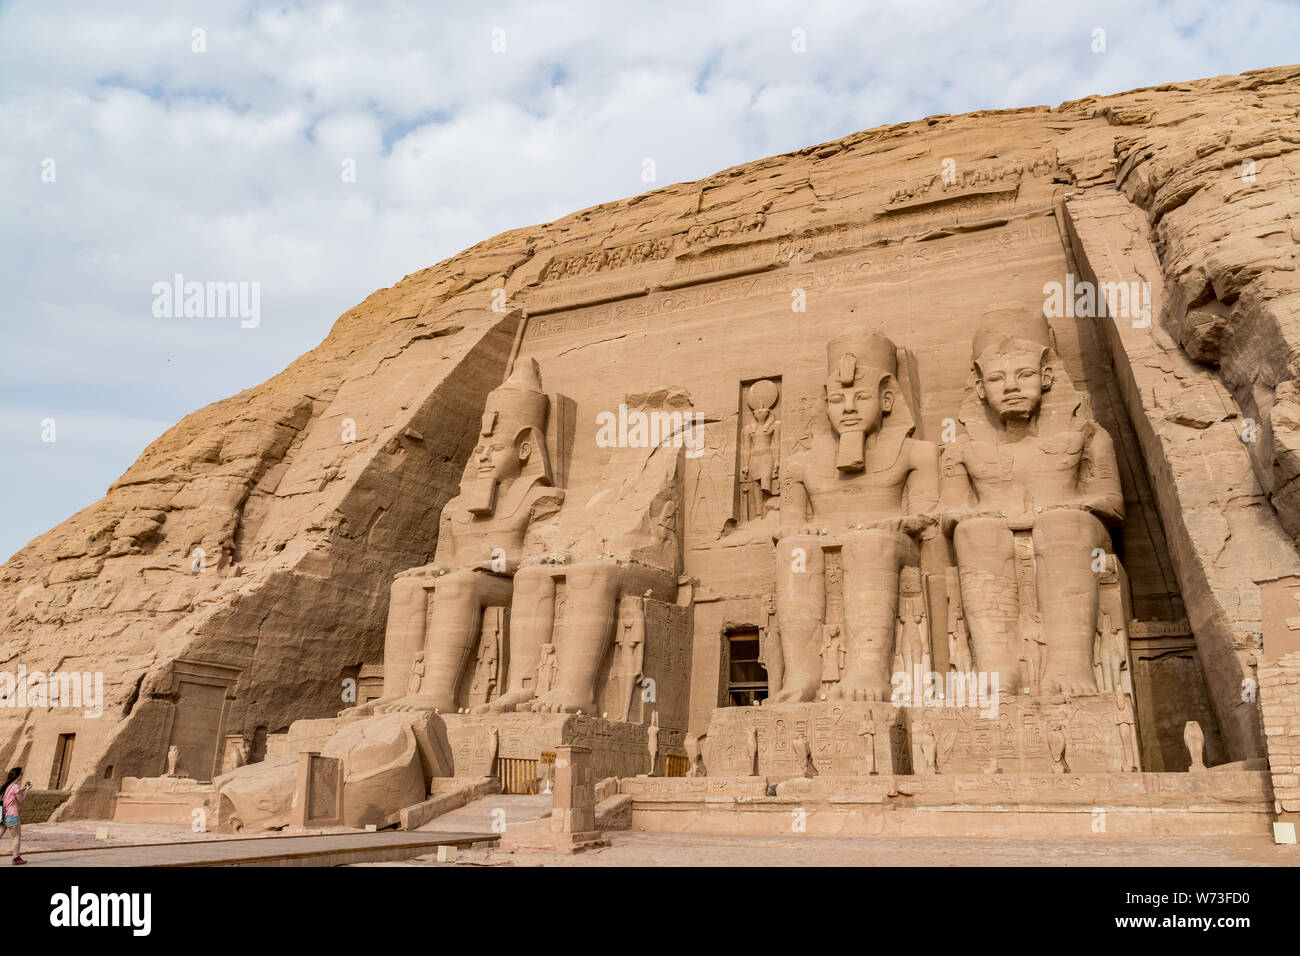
[826,332,898,387]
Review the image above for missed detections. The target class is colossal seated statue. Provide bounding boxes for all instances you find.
[771,332,940,703]
[483,436,685,716]
[940,307,1125,697]
[353,359,565,715]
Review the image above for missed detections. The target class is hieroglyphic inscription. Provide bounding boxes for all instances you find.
[885,152,1057,205]
[704,701,901,778]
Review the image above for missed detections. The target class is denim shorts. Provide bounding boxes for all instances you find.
[2,815,18,828]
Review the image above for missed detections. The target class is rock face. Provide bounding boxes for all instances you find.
[3,64,1300,820]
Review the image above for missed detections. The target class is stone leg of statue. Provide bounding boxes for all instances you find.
[1034,509,1106,696]
[380,569,514,714]
[836,530,918,701]
[953,517,1022,696]
[347,573,431,715]
[481,564,557,713]
[769,535,825,703]
[531,561,675,714]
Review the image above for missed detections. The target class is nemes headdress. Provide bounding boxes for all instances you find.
[482,357,549,443]
[971,306,1054,367]
[826,332,899,387]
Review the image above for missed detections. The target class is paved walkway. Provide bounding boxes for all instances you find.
[418,793,552,833]
[20,830,495,867]
[383,831,1300,867]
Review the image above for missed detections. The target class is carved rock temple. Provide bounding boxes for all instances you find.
[5,64,1300,843]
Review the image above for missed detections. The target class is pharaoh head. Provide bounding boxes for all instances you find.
[468,358,551,515]
[824,332,899,471]
[972,308,1055,424]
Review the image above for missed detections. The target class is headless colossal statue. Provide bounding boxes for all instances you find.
[481,435,683,716]
[941,308,1124,697]
[771,332,940,702]
[357,359,564,715]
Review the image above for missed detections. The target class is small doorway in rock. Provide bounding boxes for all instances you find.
[50,733,75,790]
[726,629,768,706]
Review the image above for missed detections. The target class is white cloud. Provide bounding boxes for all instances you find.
[2,0,1298,561]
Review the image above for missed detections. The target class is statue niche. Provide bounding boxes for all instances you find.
[353,358,565,715]
[940,307,1125,697]
[738,379,781,522]
[769,331,940,703]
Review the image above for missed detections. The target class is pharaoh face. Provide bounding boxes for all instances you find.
[824,374,893,437]
[467,427,533,516]
[474,435,529,484]
[975,347,1052,422]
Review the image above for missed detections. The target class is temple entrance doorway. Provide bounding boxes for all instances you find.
[725,629,768,706]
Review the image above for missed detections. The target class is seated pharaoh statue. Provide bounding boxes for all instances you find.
[352,358,565,715]
[941,307,1125,697]
[770,331,940,703]
[480,432,685,716]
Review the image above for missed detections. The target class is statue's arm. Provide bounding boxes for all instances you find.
[431,506,456,567]
[906,439,941,514]
[777,459,814,535]
[1077,426,1125,524]
[520,489,566,561]
[772,421,782,478]
[739,425,753,477]
[939,442,980,534]
[939,442,973,510]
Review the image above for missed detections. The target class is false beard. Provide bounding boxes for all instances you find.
[835,428,866,472]
[467,477,499,516]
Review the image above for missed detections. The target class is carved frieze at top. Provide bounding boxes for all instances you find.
[884,150,1058,208]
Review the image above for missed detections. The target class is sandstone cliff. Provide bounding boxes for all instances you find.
[3,64,1298,816]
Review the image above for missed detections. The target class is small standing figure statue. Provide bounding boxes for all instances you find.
[1021,612,1046,696]
[1114,692,1139,772]
[1048,723,1069,774]
[486,725,500,778]
[916,728,937,774]
[897,591,927,691]
[165,745,181,778]
[685,733,705,778]
[534,643,559,697]
[1184,720,1207,772]
[858,713,877,775]
[408,652,426,696]
[758,591,785,698]
[793,733,816,778]
[739,379,781,522]
[946,567,974,673]
[470,620,501,707]
[746,725,759,776]
[819,624,846,699]
[647,711,660,776]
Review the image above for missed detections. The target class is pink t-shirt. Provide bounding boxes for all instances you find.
[2,783,18,817]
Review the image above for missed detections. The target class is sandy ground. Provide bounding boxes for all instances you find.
[367,831,1300,867]
[15,819,1297,867]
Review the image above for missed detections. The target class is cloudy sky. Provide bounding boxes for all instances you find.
[2,0,1297,562]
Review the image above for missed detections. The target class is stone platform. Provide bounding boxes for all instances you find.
[442,712,657,780]
[112,776,219,827]
[704,701,908,779]
[615,771,1273,837]
[905,692,1140,774]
